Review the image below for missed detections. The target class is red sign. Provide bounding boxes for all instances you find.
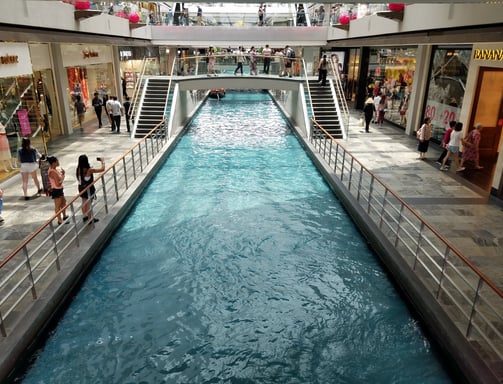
[17,109,31,136]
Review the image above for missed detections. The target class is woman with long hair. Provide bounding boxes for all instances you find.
[17,137,42,200]
[47,156,67,225]
[76,154,105,223]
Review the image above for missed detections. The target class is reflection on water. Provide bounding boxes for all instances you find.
[19,91,452,384]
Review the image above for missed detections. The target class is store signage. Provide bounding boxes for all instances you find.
[82,49,99,59]
[473,49,503,61]
[0,54,19,64]
[425,100,459,129]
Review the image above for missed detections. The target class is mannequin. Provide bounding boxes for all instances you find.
[0,122,13,172]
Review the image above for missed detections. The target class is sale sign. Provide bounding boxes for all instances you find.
[17,109,31,137]
[425,100,460,130]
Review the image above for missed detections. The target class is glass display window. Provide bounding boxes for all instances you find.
[424,46,472,142]
[367,47,417,128]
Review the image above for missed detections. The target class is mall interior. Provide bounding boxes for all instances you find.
[0,1,502,198]
[0,1,503,382]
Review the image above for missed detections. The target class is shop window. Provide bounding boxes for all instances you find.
[425,47,472,142]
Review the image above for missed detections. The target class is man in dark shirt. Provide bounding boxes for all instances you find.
[91,92,103,128]
[123,96,131,133]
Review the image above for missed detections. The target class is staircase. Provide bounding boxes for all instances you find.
[308,80,343,139]
[134,78,172,138]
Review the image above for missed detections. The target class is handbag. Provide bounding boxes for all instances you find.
[359,118,364,127]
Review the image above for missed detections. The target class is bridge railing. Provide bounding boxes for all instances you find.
[310,121,503,367]
[173,53,306,78]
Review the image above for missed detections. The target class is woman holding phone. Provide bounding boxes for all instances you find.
[76,154,105,223]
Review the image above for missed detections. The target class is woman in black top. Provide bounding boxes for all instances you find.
[76,154,105,223]
[363,97,376,133]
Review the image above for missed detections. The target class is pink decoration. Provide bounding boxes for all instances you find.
[129,13,140,23]
[74,1,91,10]
[338,13,350,25]
[351,13,357,20]
[388,3,405,11]
[116,11,127,19]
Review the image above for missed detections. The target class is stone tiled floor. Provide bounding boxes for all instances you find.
[0,120,137,261]
[342,115,503,290]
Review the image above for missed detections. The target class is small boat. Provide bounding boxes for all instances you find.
[209,88,226,99]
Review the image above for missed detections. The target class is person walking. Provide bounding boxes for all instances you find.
[91,92,103,128]
[318,54,328,86]
[74,95,86,130]
[249,46,258,75]
[436,120,456,167]
[47,156,68,225]
[457,123,484,172]
[363,97,375,133]
[17,137,42,200]
[123,96,131,133]
[440,122,463,171]
[234,46,244,75]
[377,94,387,126]
[106,95,115,131]
[207,46,217,76]
[110,96,124,134]
[416,117,432,160]
[262,44,272,74]
[76,154,105,223]
[197,5,203,25]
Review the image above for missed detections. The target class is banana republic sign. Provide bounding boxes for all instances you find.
[473,49,503,61]
[0,54,19,65]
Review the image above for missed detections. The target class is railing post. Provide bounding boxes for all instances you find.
[348,157,354,192]
[357,165,364,202]
[466,278,484,338]
[0,310,6,337]
[22,246,37,300]
[379,189,389,229]
[436,246,451,299]
[123,157,128,189]
[138,143,144,172]
[131,149,137,181]
[112,165,119,202]
[413,222,426,271]
[367,176,374,214]
[394,204,405,248]
[102,176,109,215]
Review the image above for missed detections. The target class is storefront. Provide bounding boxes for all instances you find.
[424,46,472,143]
[61,44,116,129]
[119,45,162,93]
[367,46,417,128]
[460,43,503,198]
[0,43,47,181]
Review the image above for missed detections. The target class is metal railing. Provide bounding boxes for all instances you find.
[0,120,169,338]
[173,52,305,78]
[328,57,350,138]
[310,121,503,364]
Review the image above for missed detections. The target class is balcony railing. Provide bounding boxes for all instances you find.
[310,121,503,368]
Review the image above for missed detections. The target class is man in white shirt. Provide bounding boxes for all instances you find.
[109,96,124,134]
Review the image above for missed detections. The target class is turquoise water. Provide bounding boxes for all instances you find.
[20,92,451,383]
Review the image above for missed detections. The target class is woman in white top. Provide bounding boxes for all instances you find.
[440,122,463,171]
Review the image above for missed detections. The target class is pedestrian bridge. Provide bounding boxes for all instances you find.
[173,74,304,91]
